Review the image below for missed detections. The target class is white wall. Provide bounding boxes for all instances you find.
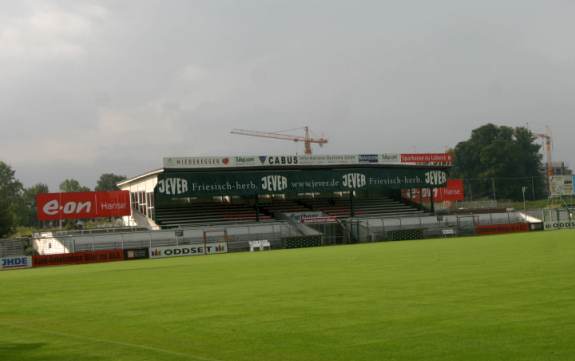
[119,173,159,228]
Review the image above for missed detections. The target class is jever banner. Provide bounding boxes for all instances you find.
[155,168,448,198]
[36,191,131,221]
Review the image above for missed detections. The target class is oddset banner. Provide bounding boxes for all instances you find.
[36,191,131,221]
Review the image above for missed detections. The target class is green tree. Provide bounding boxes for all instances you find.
[451,124,545,201]
[95,173,127,191]
[0,161,24,237]
[18,183,50,227]
[59,179,91,193]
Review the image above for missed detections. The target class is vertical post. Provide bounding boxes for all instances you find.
[522,186,527,211]
[349,191,355,218]
[531,176,536,200]
[430,188,435,213]
[418,188,423,208]
[255,195,260,222]
[491,178,497,202]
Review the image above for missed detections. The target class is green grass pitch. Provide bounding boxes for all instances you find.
[1,230,575,361]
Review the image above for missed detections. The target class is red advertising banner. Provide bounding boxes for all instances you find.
[32,249,124,267]
[36,191,131,221]
[402,179,464,203]
[436,179,464,202]
[400,153,452,164]
[475,223,529,235]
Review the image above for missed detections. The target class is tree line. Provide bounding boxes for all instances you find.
[0,166,126,237]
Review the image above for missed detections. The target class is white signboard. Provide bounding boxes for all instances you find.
[163,153,448,169]
[544,220,575,231]
[0,256,32,270]
[149,243,228,259]
[549,176,574,196]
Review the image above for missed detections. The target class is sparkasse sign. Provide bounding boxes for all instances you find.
[149,243,228,259]
[401,153,452,164]
[36,191,131,221]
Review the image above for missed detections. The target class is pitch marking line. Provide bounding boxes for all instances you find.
[0,322,223,361]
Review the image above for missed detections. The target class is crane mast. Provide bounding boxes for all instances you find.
[535,126,553,178]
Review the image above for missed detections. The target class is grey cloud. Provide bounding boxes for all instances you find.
[0,0,574,189]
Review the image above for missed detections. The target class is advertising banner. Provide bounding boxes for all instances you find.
[32,249,124,267]
[400,153,452,164]
[36,191,131,221]
[156,168,448,199]
[149,243,228,259]
[474,223,529,235]
[437,179,465,202]
[549,176,574,197]
[123,248,150,260]
[402,179,464,203]
[286,212,338,224]
[544,220,575,231]
[0,256,32,271]
[163,153,450,169]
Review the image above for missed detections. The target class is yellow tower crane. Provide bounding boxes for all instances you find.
[535,126,553,179]
[230,126,328,155]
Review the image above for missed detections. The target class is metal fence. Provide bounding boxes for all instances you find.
[34,222,299,255]
[0,239,29,258]
[26,209,568,258]
[338,211,532,243]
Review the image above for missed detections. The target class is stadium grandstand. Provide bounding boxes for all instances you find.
[31,152,546,256]
[117,153,450,230]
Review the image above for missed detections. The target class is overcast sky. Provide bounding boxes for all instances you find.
[1,0,574,189]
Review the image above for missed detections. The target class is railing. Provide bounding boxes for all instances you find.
[338,211,531,243]
[33,221,299,255]
[0,239,29,257]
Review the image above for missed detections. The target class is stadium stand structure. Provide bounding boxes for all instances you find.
[153,196,425,228]
[155,202,273,228]
[300,196,425,219]
[0,239,28,257]
[113,153,450,243]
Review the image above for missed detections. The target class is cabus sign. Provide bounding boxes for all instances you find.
[36,191,131,221]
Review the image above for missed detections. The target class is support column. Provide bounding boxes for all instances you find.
[255,195,260,222]
[349,191,355,218]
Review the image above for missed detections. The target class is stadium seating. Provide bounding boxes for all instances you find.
[0,239,27,257]
[154,196,425,229]
[155,202,272,228]
[300,197,425,219]
[258,199,309,216]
